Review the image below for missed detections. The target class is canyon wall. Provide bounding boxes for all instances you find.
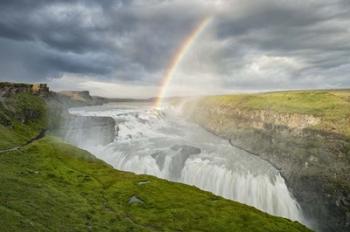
[61,115,115,148]
[46,90,115,147]
[181,96,350,232]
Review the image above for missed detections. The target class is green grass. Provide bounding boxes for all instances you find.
[194,90,350,137]
[0,137,311,232]
[0,93,47,149]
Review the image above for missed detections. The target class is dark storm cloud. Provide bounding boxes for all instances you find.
[0,0,110,52]
[0,37,114,82]
[0,0,119,82]
[207,0,350,90]
[0,0,206,83]
[0,0,349,94]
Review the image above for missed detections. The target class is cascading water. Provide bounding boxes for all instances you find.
[66,102,306,224]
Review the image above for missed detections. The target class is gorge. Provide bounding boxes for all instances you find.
[63,103,308,226]
[0,83,311,232]
[59,90,350,232]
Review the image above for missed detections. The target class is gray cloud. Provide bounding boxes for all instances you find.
[0,0,349,97]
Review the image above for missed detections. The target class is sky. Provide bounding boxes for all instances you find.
[0,0,350,98]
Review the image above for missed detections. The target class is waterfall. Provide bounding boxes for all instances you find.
[66,103,306,224]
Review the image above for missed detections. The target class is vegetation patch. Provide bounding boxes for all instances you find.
[0,93,47,149]
[193,90,350,137]
[0,137,311,232]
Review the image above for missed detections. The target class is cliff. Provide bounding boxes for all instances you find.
[179,91,350,232]
[45,90,116,143]
[0,92,47,150]
[0,82,49,98]
[58,90,93,102]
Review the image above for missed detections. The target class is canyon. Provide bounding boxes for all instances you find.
[177,92,350,232]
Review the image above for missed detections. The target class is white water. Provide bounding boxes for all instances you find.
[67,103,305,224]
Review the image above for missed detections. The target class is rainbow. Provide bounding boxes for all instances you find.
[154,16,212,108]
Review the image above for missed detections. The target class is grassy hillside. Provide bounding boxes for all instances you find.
[0,90,311,231]
[0,93,47,149]
[0,137,311,232]
[192,90,350,137]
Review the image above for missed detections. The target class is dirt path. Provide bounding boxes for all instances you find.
[0,129,46,154]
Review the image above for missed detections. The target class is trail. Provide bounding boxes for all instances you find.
[0,129,46,154]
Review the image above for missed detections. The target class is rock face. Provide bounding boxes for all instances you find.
[0,82,49,97]
[45,91,102,134]
[62,115,115,147]
[31,83,50,96]
[59,91,93,102]
[0,83,115,147]
[45,91,116,147]
[183,102,350,232]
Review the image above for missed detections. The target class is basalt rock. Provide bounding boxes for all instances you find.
[60,115,116,147]
[184,102,350,232]
[171,144,201,155]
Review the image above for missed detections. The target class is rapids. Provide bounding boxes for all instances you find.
[65,102,306,224]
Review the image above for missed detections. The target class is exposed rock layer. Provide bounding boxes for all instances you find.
[182,101,350,232]
[62,115,115,147]
[0,82,49,97]
[46,91,115,146]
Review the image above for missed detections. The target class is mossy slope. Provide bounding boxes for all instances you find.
[0,137,310,232]
[0,93,47,149]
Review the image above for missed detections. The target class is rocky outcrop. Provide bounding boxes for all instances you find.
[0,82,116,154]
[61,115,115,147]
[0,82,49,98]
[55,90,122,106]
[45,91,100,133]
[31,83,50,96]
[59,91,93,102]
[45,91,116,147]
[183,101,350,232]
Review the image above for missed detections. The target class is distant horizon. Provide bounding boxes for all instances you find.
[2,80,350,100]
[1,1,350,99]
[3,80,350,100]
